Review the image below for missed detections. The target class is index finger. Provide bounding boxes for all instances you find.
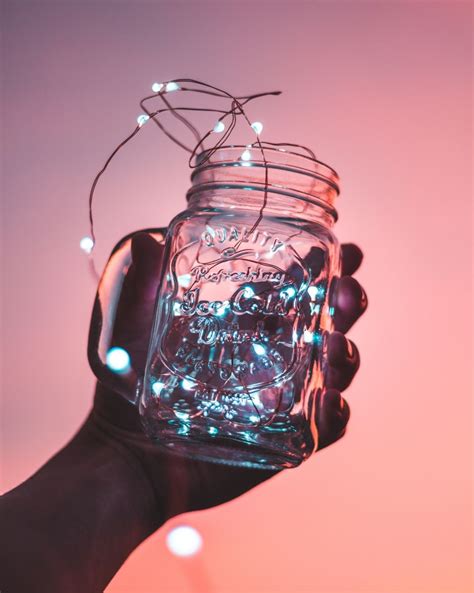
[341,243,363,276]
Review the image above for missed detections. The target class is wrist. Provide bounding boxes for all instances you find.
[0,405,163,592]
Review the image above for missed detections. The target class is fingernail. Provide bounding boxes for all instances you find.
[360,286,368,309]
[345,337,354,359]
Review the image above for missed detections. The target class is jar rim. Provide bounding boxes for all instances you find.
[192,143,340,195]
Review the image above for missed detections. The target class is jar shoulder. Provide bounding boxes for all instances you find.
[168,207,339,246]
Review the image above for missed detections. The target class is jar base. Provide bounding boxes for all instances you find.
[141,418,311,470]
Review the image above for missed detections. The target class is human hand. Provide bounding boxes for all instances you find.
[90,232,367,521]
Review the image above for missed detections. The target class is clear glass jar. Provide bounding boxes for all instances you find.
[89,145,341,469]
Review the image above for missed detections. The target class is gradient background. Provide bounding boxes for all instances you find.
[1,1,472,592]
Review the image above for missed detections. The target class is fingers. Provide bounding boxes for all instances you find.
[316,389,350,450]
[111,232,164,372]
[129,232,164,304]
[326,331,360,391]
[333,275,368,333]
[341,243,363,276]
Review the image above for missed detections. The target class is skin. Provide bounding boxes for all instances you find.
[0,235,367,593]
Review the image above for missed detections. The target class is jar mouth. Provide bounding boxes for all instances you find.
[191,143,340,194]
[187,144,340,218]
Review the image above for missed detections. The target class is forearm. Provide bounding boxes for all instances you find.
[0,411,162,593]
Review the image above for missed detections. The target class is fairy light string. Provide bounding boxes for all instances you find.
[84,78,335,428]
[84,78,321,253]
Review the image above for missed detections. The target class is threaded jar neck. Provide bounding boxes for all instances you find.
[187,144,340,222]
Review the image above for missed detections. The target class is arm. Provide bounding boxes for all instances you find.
[0,238,366,593]
[0,409,160,593]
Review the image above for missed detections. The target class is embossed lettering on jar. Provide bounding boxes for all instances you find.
[140,145,341,469]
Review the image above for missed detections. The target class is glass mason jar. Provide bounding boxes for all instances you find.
[88,145,341,469]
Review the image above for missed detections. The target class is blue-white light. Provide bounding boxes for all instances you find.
[181,378,196,391]
[282,286,296,298]
[240,149,251,161]
[79,236,94,254]
[137,114,150,127]
[166,525,203,557]
[208,426,219,436]
[152,381,165,396]
[303,330,323,345]
[165,81,180,92]
[253,343,266,356]
[178,274,192,287]
[213,120,225,133]
[249,414,260,423]
[106,347,130,373]
[250,121,263,135]
[215,302,229,317]
[243,286,255,297]
[308,284,326,300]
[151,82,163,93]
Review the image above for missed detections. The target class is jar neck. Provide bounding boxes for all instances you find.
[187,188,337,228]
[186,144,340,228]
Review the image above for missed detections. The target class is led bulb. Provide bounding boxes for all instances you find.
[152,381,165,396]
[282,286,296,298]
[251,121,263,135]
[166,526,203,557]
[137,114,150,127]
[106,347,131,373]
[240,149,252,161]
[213,120,225,133]
[165,81,180,92]
[151,82,163,93]
[178,274,192,287]
[181,378,196,391]
[79,236,94,254]
[253,343,266,355]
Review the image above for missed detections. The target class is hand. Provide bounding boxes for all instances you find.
[90,233,368,521]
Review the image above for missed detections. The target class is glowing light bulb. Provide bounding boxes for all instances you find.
[213,120,225,133]
[152,381,165,396]
[208,426,219,436]
[303,330,314,343]
[151,82,163,93]
[240,149,251,161]
[215,301,228,317]
[251,121,263,135]
[181,378,196,391]
[165,81,180,92]
[137,114,150,127]
[282,286,296,298]
[106,347,131,373]
[308,284,326,300]
[249,415,260,423]
[166,525,203,557]
[243,286,255,297]
[79,236,94,254]
[253,343,266,355]
[178,274,192,287]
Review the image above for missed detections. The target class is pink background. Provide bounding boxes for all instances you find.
[1,1,472,592]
